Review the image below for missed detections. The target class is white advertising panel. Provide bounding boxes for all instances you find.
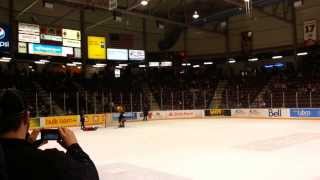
[62,29,81,40]
[107,48,128,60]
[40,34,63,42]
[63,39,81,48]
[62,46,74,57]
[129,50,145,60]
[18,23,40,35]
[74,48,81,58]
[166,110,204,119]
[231,109,289,118]
[18,42,27,53]
[19,33,40,43]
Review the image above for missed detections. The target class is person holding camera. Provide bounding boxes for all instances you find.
[0,89,99,180]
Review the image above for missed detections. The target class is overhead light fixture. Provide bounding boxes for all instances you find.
[186,63,191,66]
[0,59,10,63]
[139,65,146,68]
[77,66,82,69]
[272,56,283,59]
[204,62,213,65]
[28,66,33,69]
[1,57,12,60]
[160,61,172,67]
[73,62,82,65]
[182,63,187,66]
[0,57,12,62]
[34,61,46,65]
[193,11,200,19]
[248,58,259,62]
[193,65,200,68]
[43,1,54,9]
[39,59,50,63]
[96,63,106,67]
[297,52,308,56]
[228,58,236,64]
[93,64,106,68]
[140,0,148,6]
[156,21,165,30]
[66,63,76,67]
[119,64,128,67]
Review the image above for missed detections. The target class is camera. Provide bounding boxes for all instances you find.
[41,129,61,141]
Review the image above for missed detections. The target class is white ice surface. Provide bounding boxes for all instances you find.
[40,118,320,180]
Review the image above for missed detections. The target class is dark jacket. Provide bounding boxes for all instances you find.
[0,138,99,180]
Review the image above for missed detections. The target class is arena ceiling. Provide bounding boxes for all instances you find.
[0,0,287,34]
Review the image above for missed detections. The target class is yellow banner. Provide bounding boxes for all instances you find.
[88,36,106,60]
[29,117,40,129]
[43,115,79,128]
[84,114,106,126]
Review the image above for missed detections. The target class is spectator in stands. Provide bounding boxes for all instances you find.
[0,89,99,180]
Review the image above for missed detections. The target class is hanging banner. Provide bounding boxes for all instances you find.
[304,20,318,46]
[62,29,81,40]
[88,36,106,60]
[18,23,40,35]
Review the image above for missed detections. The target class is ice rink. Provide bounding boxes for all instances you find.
[42,118,320,180]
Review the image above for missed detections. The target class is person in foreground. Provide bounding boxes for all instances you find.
[0,89,99,180]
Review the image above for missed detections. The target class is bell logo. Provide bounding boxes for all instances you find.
[0,27,5,40]
[269,109,282,117]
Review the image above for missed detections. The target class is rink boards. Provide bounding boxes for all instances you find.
[29,108,320,129]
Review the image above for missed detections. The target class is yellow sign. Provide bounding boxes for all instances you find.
[43,115,79,128]
[85,114,106,126]
[29,118,40,129]
[88,36,106,60]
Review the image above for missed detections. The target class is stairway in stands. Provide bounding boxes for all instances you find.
[252,77,273,107]
[143,84,160,111]
[210,80,228,108]
[32,82,65,115]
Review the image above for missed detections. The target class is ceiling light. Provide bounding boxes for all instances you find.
[297,52,308,56]
[193,11,200,19]
[34,61,46,64]
[140,0,148,6]
[272,56,283,59]
[1,57,12,60]
[193,65,200,68]
[248,58,259,62]
[39,59,50,63]
[204,62,213,65]
[0,59,10,63]
[139,65,146,68]
[66,63,76,67]
[119,64,128,67]
[73,62,82,65]
[93,64,106,68]
[228,58,236,64]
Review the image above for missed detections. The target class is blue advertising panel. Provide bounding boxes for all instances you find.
[29,43,63,56]
[0,24,10,52]
[112,112,138,121]
[290,109,320,118]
